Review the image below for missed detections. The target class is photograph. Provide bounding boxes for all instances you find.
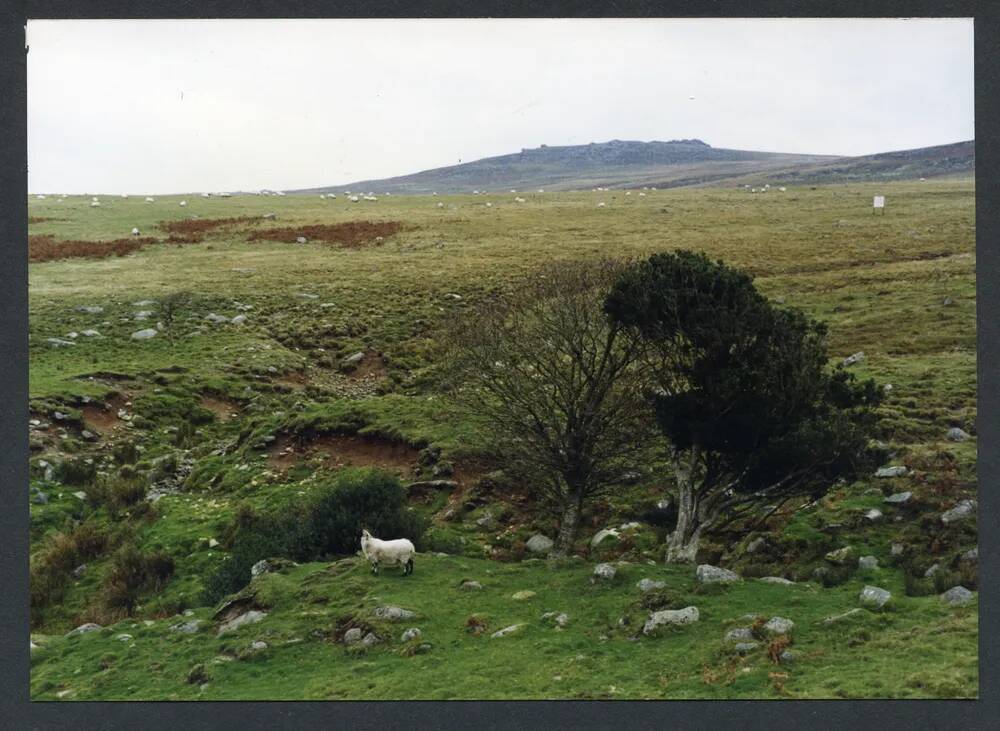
[25,17,977,700]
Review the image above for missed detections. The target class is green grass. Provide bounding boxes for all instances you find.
[28,179,977,699]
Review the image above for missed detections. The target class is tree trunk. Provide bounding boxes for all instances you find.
[552,493,583,557]
[664,447,702,564]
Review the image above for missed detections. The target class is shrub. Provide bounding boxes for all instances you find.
[100,543,175,617]
[56,457,97,485]
[30,521,111,618]
[87,475,147,512]
[201,469,427,605]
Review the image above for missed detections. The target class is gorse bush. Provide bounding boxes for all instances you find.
[29,521,111,621]
[201,469,427,604]
[87,475,147,512]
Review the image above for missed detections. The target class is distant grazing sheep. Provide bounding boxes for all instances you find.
[514,196,526,203]
[145,197,155,202]
[90,201,100,207]
[349,195,360,202]
[437,202,444,208]
[360,528,414,575]
[597,201,606,208]
[131,227,140,236]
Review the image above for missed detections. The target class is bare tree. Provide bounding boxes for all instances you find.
[443,260,657,555]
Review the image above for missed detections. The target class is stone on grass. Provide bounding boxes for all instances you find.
[251,641,268,650]
[590,528,620,548]
[459,580,483,591]
[343,628,363,645]
[725,627,754,643]
[924,563,941,578]
[961,547,978,563]
[941,499,976,524]
[759,576,796,585]
[511,590,536,601]
[940,586,974,606]
[592,563,617,581]
[779,650,796,664]
[341,352,365,368]
[401,628,422,642]
[66,623,102,637]
[859,585,892,609]
[250,559,271,578]
[875,466,907,478]
[525,534,554,554]
[130,328,157,340]
[637,578,667,593]
[863,508,884,523]
[217,610,267,636]
[696,564,739,584]
[842,351,865,366]
[946,427,971,442]
[374,606,415,622]
[734,642,759,655]
[858,556,879,570]
[115,634,133,642]
[822,608,865,625]
[745,537,766,554]
[231,315,247,325]
[763,617,795,636]
[361,632,381,647]
[891,543,905,557]
[170,620,202,634]
[643,606,699,635]
[884,491,912,505]
[491,624,524,639]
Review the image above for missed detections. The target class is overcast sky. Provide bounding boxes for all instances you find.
[27,18,974,195]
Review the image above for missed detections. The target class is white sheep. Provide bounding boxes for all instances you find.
[179,200,187,207]
[145,196,155,202]
[131,227,140,236]
[349,195,360,202]
[360,528,415,575]
[436,202,444,208]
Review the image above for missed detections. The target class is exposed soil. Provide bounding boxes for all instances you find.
[246,221,405,248]
[199,396,240,421]
[81,402,122,435]
[158,216,265,237]
[267,433,421,477]
[29,235,157,263]
[348,352,388,380]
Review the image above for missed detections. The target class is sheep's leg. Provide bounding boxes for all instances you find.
[405,558,414,576]
[370,559,379,575]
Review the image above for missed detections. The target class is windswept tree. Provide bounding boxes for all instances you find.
[444,260,658,556]
[605,251,883,563]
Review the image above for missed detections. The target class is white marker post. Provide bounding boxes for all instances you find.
[873,195,886,215]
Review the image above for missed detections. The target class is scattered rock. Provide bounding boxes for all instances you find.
[759,576,796,585]
[459,580,483,591]
[745,537,766,554]
[31,491,48,505]
[526,534,554,554]
[75,305,104,314]
[295,236,308,244]
[361,632,382,647]
[642,606,699,634]
[511,590,536,601]
[884,491,912,505]
[251,641,268,650]
[725,627,754,643]
[941,499,976,524]
[822,608,865,625]
[842,351,865,367]
[592,563,617,582]
[401,628,422,642]
[217,610,267,636]
[250,560,272,579]
[343,628,363,645]
[961,547,978,563]
[71,564,87,579]
[130,328,157,340]
[66,623,102,637]
[863,508,884,523]
[875,466,907,478]
[374,606,415,622]
[231,315,247,325]
[170,620,202,634]
[590,528,620,548]
[859,585,892,609]
[47,338,76,347]
[779,650,796,664]
[81,329,101,337]
[637,578,667,592]
[205,313,229,324]
[763,617,794,635]
[72,491,87,501]
[858,556,879,570]
[940,586,974,606]
[946,427,971,442]
[115,633,133,642]
[734,642,759,655]
[696,564,739,583]
[891,543,905,557]
[491,624,524,639]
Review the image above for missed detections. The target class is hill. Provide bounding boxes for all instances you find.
[296,139,973,195]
